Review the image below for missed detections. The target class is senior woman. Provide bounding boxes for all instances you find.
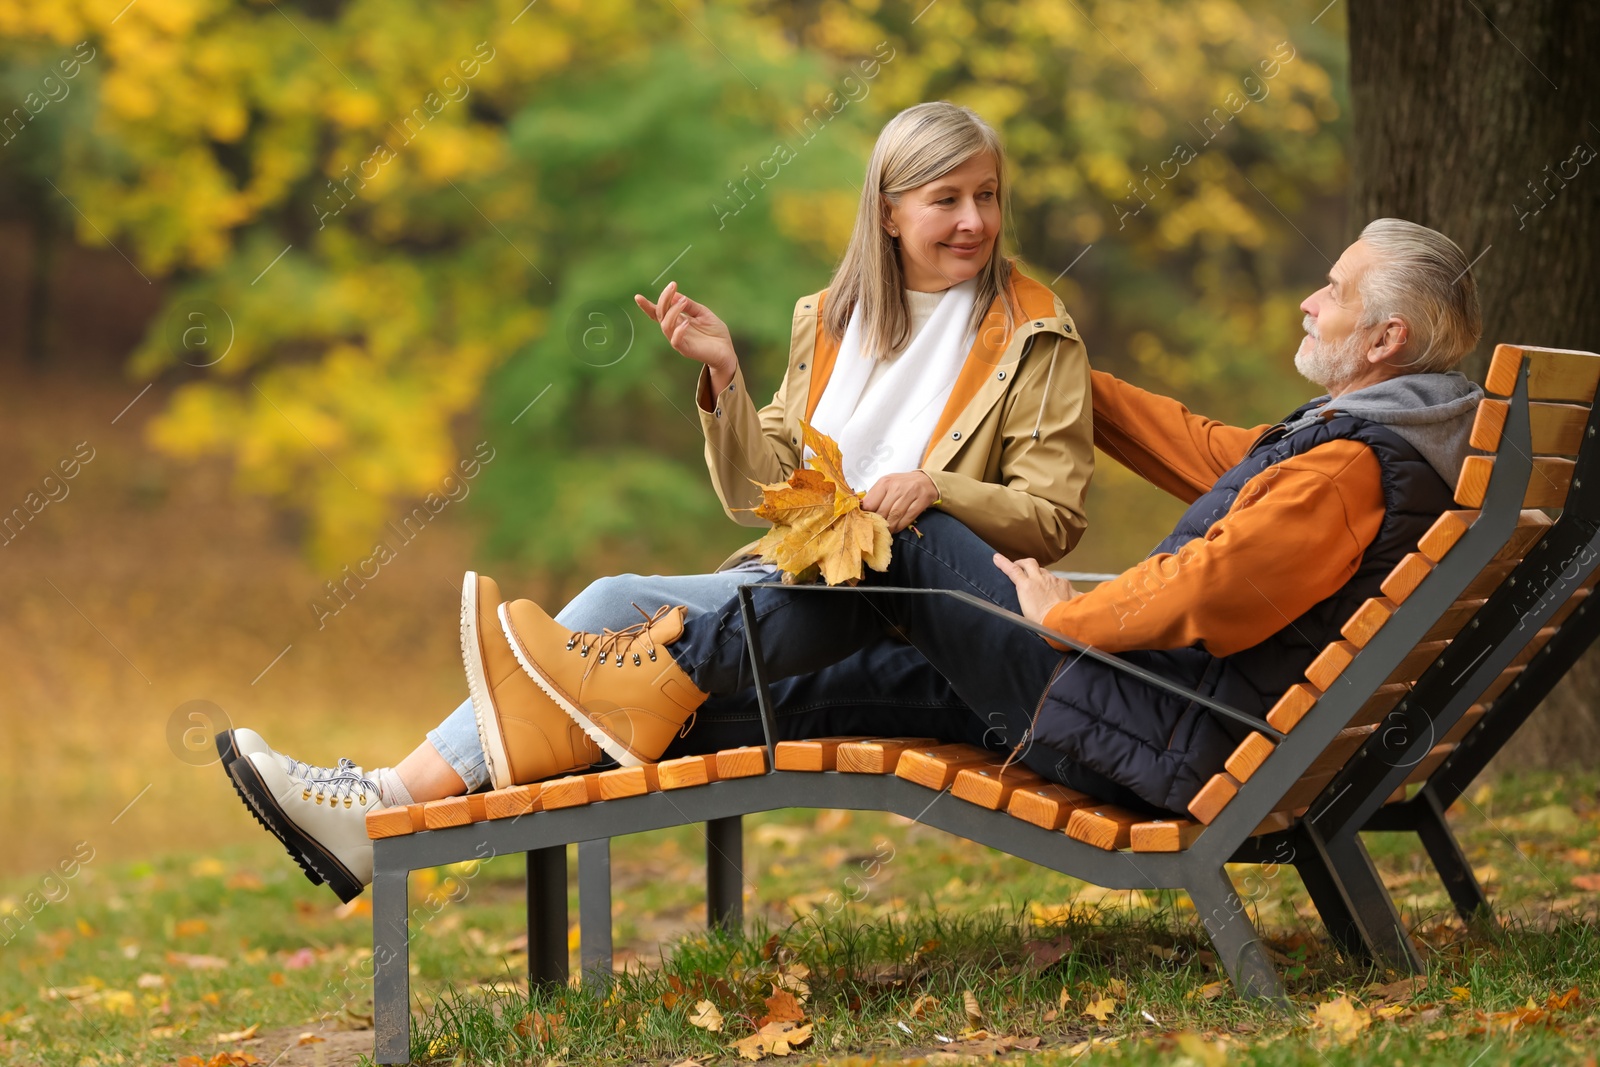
[223,101,1093,901]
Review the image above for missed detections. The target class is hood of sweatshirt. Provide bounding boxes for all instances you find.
[1283,371,1485,485]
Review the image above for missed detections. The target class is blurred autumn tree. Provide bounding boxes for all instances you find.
[0,0,1346,583]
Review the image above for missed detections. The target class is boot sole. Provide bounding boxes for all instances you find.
[215,731,325,887]
[498,602,645,768]
[229,754,368,903]
[461,572,517,791]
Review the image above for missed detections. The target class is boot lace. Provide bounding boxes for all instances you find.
[286,755,363,782]
[564,603,675,681]
[300,767,378,810]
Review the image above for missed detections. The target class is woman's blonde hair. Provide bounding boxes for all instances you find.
[824,101,1013,360]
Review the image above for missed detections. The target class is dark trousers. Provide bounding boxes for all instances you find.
[668,510,1160,814]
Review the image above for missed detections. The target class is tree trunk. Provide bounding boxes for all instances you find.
[1349,0,1600,768]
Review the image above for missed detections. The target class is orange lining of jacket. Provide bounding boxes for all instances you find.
[802,271,1060,464]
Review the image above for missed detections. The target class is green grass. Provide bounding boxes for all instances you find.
[1,770,1597,1066]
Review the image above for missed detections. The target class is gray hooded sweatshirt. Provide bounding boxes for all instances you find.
[1282,371,1485,485]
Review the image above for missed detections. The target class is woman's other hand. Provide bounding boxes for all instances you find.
[862,470,940,533]
[992,553,1079,626]
[636,281,737,393]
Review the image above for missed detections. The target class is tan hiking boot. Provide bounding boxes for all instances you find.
[499,599,708,767]
[461,572,604,789]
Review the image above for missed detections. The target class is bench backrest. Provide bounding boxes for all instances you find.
[1185,344,1600,834]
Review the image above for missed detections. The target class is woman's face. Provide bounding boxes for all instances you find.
[883,152,1001,292]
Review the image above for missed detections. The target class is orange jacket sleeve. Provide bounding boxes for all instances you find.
[1091,370,1275,503]
[1041,439,1385,657]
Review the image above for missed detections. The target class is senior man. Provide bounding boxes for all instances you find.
[227,218,1485,901]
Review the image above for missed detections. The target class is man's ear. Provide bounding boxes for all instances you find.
[1368,317,1410,367]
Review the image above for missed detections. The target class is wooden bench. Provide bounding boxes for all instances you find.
[361,344,1596,1064]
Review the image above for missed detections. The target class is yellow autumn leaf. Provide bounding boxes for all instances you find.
[747,421,891,585]
[1311,996,1370,1044]
[688,999,724,1032]
[1082,995,1117,1022]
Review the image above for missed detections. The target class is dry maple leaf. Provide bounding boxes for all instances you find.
[688,999,724,1032]
[744,421,891,586]
[760,988,806,1026]
[962,990,982,1024]
[731,1020,813,1060]
[1081,995,1117,1022]
[1311,996,1371,1044]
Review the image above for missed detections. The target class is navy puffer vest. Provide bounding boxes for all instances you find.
[1027,403,1457,814]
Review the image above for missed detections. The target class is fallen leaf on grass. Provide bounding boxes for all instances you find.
[963,990,983,1025]
[909,994,940,1018]
[689,999,725,1032]
[759,988,806,1026]
[1082,996,1116,1022]
[775,962,811,998]
[1023,934,1073,969]
[295,1032,325,1046]
[214,1024,261,1042]
[731,1020,812,1060]
[1311,997,1370,1044]
[1571,873,1600,891]
[1189,981,1228,1002]
[514,1012,563,1042]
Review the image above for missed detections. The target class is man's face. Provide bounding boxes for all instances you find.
[1296,240,1375,392]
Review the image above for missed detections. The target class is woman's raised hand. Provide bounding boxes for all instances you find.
[636,282,737,382]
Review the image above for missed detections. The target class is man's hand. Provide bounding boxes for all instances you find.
[993,553,1079,625]
[862,470,940,532]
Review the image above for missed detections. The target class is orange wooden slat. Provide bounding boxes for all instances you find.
[1469,399,1592,455]
[1266,683,1321,733]
[715,746,769,779]
[1440,704,1488,745]
[1006,783,1098,830]
[1481,666,1523,704]
[1484,343,1600,402]
[483,784,542,820]
[1066,805,1140,850]
[597,764,661,801]
[657,754,720,790]
[774,737,871,772]
[1418,509,1551,566]
[541,771,603,810]
[423,796,475,831]
[1454,455,1574,508]
[366,803,425,840]
[1381,553,1434,603]
[1187,772,1239,825]
[1224,732,1276,782]
[1462,559,1520,599]
[1382,640,1450,686]
[1346,683,1411,728]
[1400,743,1457,786]
[895,744,1000,790]
[1130,819,1204,852]
[836,737,938,774]
[1510,626,1558,667]
[951,762,1048,809]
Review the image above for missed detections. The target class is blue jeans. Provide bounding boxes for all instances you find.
[669,511,1161,814]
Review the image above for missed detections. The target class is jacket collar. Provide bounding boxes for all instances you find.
[799,268,1073,470]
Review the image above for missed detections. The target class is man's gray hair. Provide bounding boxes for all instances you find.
[1356,218,1483,373]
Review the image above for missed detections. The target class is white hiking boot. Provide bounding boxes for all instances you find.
[215,728,366,887]
[229,750,381,902]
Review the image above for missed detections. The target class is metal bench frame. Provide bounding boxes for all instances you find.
[369,365,1572,1064]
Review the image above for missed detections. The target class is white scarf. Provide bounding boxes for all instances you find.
[809,277,979,493]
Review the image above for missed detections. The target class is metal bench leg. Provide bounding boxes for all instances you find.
[1291,839,1370,964]
[1413,789,1491,922]
[1187,865,1285,1001]
[706,815,744,933]
[1305,822,1425,974]
[578,838,614,983]
[527,845,569,987]
[371,866,411,1064]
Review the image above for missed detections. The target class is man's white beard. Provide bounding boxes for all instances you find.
[1294,315,1367,394]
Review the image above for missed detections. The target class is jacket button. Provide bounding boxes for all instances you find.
[792,436,798,444]
[997,371,1006,380]
[799,362,806,370]
[951,431,961,440]
[1065,324,1073,333]
[803,304,811,309]
[1034,321,1043,327]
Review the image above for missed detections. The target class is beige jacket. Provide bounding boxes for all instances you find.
[695,267,1094,571]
